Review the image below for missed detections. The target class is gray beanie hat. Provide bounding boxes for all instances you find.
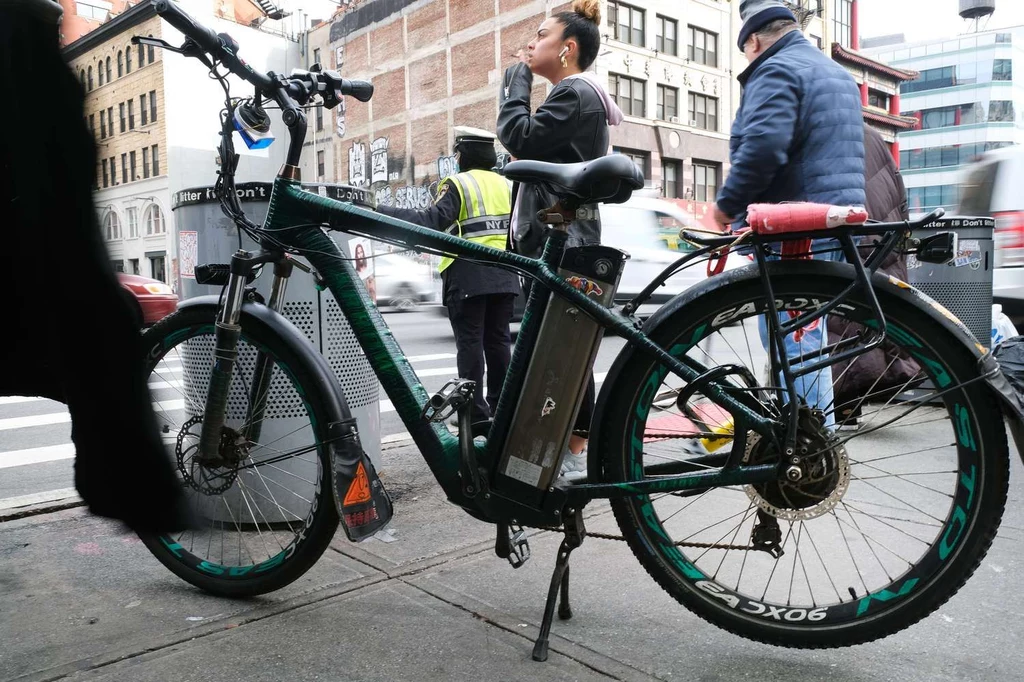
[737,0,798,50]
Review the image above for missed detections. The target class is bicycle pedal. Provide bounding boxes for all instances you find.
[507,524,531,568]
[421,378,476,423]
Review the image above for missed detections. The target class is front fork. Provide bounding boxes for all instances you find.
[197,250,294,461]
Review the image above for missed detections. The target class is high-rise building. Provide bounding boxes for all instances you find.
[864,27,1024,215]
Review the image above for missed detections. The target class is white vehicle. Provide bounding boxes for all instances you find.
[599,196,744,308]
[373,253,439,310]
[958,144,1024,312]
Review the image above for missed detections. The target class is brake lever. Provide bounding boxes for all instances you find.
[131,35,184,53]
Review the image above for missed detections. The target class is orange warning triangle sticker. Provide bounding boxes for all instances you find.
[343,462,372,506]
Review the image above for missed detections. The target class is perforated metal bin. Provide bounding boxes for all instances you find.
[905,216,995,346]
[170,182,381,523]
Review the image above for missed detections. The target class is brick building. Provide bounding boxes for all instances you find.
[65,4,171,281]
[64,0,310,286]
[300,0,739,212]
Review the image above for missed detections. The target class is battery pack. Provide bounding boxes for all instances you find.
[497,245,627,490]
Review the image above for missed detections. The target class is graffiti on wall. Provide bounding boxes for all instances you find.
[348,141,366,186]
[375,185,394,207]
[395,185,433,210]
[371,137,389,184]
[437,154,458,180]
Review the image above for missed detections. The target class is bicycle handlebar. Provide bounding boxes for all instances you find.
[152,0,373,105]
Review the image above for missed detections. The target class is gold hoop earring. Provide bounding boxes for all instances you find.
[560,55,568,68]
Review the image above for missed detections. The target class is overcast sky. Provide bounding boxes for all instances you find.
[859,0,1024,43]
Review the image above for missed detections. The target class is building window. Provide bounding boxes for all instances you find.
[129,150,136,181]
[89,113,95,137]
[117,51,123,77]
[77,1,108,20]
[313,47,321,67]
[693,161,720,202]
[101,159,109,188]
[107,106,113,134]
[614,147,650,180]
[119,102,125,133]
[608,1,645,47]
[151,144,160,176]
[147,36,155,63]
[143,147,150,179]
[125,46,132,73]
[907,185,959,212]
[868,90,890,111]
[902,66,955,94]
[610,73,646,118]
[98,62,104,87]
[105,56,111,82]
[317,150,326,178]
[993,59,1013,82]
[128,100,135,130]
[150,90,157,122]
[145,205,165,235]
[126,207,139,238]
[688,93,718,131]
[656,15,678,56]
[316,105,324,132]
[109,156,116,184]
[87,66,93,91]
[120,153,127,183]
[908,102,987,130]
[990,100,1015,122]
[138,42,145,67]
[688,26,718,67]
[129,258,140,275]
[100,110,107,138]
[79,70,86,87]
[663,160,681,199]
[104,212,121,240]
[832,0,853,48]
[149,254,166,282]
[140,94,148,126]
[657,85,678,121]
[996,32,1012,43]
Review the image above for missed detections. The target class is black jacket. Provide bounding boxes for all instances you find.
[497,65,610,257]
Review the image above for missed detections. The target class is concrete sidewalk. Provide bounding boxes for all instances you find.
[1,441,1023,682]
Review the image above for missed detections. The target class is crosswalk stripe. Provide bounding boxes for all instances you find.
[0,443,75,469]
[0,396,49,406]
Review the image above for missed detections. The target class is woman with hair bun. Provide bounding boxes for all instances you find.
[498,0,624,478]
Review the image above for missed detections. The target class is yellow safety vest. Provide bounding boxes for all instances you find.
[439,169,512,273]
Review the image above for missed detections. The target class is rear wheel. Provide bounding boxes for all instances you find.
[599,264,1009,647]
[138,305,339,596]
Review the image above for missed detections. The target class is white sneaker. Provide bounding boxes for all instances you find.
[559,450,588,481]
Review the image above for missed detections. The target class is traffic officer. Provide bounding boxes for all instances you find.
[375,127,520,425]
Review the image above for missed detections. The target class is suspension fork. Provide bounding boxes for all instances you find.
[243,258,295,444]
[197,250,289,461]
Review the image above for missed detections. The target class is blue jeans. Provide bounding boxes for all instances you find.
[758,240,841,428]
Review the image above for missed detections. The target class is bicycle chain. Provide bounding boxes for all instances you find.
[527,525,755,551]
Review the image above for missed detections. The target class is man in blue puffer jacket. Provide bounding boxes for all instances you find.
[714,0,867,426]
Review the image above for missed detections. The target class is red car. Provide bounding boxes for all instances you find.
[117,273,178,327]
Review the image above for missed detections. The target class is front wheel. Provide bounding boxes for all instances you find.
[138,305,339,596]
[599,263,1009,647]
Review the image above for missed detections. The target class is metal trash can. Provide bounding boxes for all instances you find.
[906,216,995,345]
[171,182,382,479]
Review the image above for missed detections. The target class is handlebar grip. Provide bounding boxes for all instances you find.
[342,79,374,102]
[153,0,222,55]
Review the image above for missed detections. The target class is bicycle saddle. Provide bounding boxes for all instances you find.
[503,154,645,205]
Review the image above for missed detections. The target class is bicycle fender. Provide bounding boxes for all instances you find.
[170,297,395,537]
[588,261,1024,478]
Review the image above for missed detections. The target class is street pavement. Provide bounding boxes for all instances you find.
[0,435,1022,681]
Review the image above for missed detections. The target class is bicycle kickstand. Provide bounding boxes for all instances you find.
[532,508,586,662]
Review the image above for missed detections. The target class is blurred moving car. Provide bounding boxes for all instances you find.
[374,252,439,310]
[117,273,178,328]
[958,145,1024,316]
